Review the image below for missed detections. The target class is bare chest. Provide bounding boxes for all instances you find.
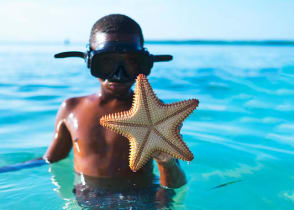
[65,105,130,155]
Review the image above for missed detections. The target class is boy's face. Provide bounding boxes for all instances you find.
[92,32,142,96]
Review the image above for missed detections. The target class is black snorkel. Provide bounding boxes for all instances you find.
[54,51,86,59]
[54,45,173,63]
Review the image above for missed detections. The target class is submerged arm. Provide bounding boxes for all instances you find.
[0,158,46,174]
[44,101,73,163]
[0,101,73,174]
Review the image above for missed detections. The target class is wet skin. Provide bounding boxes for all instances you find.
[44,33,186,189]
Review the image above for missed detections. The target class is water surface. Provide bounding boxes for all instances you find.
[0,43,294,209]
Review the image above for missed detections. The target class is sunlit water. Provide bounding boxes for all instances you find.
[0,43,294,209]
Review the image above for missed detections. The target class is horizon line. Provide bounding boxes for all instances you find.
[0,39,294,46]
[147,39,294,46]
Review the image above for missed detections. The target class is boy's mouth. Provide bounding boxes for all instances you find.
[107,80,133,90]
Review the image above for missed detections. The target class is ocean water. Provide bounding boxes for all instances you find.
[0,42,294,209]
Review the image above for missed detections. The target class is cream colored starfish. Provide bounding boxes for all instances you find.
[100,74,199,172]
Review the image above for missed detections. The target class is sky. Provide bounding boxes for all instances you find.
[0,0,294,42]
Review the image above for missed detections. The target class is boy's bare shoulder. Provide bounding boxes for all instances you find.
[61,94,99,112]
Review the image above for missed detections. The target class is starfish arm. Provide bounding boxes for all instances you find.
[154,99,199,126]
[100,108,149,126]
[138,75,164,124]
[153,99,197,159]
[129,129,152,171]
[132,128,194,172]
[100,118,149,142]
[152,129,194,161]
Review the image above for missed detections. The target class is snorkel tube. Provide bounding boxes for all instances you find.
[54,51,173,62]
[54,51,86,59]
[54,46,173,63]
[152,54,173,62]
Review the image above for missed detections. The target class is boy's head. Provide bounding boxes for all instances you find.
[88,14,153,88]
[54,14,172,94]
[89,14,146,96]
[89,14,144,49]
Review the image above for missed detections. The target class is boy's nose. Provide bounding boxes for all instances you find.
[109,65,131,83]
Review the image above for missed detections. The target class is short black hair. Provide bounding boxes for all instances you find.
[89,14,144,46]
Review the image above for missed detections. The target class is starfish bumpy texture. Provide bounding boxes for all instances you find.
[100,74,199,171]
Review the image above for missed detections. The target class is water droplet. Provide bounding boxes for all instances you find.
[187,161,191,165]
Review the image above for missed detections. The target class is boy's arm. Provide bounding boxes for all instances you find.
[153,152,187,189]
[43,101,73,163]
[0,101,73,173]
[153,122,187,188]
[0,158,46,173]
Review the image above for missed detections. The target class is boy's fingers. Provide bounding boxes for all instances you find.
[152,151,173,163]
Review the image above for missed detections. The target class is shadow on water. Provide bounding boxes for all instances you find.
[48,157,187,209]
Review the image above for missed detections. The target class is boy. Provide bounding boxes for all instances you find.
[44,14,186,208]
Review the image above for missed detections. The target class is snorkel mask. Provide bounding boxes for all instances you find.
[54,41,173,82]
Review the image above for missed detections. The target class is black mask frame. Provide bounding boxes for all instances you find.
[54,42,173,79]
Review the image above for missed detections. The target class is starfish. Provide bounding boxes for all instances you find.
[100,74,199,171]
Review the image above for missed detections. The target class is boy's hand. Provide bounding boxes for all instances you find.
[153,151,177,167]
[153,150,186,188]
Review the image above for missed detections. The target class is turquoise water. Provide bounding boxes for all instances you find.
[0,43,294,209]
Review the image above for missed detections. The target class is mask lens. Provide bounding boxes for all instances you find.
[91,54,116,79]
[121,53,150,78]
[90,52,151,79]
